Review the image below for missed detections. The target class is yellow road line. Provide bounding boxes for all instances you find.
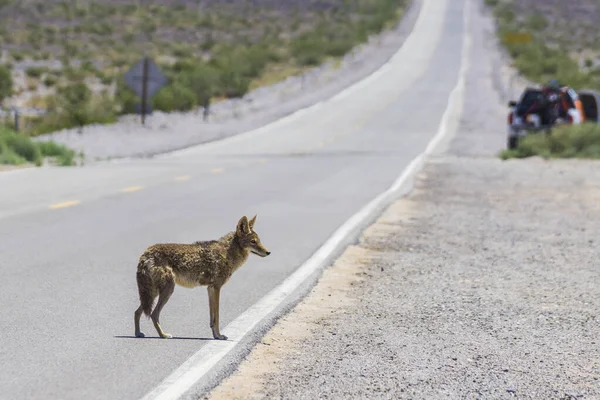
[175,175,191,182]
[121,186,144,193]
[211,168,224,174]
[49,200,80,209]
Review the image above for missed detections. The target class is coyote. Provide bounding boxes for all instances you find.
[134,215,270,340]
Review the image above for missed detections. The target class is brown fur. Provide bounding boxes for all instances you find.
[134,215,270,340]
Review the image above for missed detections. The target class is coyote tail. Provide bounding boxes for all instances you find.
[136,258,155,317]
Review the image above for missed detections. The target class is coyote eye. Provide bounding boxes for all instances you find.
[251,239,257,244]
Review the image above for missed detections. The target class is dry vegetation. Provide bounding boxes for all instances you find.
[486,0,600,89]
[0,0,407,138]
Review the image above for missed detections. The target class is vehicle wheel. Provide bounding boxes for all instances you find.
[508,136,518,150]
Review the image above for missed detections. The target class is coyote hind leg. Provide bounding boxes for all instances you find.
[151,279,176,339]
[134,305,145,338]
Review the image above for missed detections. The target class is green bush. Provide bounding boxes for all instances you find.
[38,140,76,166]
[290,32,327,66]
[56,82,92,126]
[2,131,41,164]
[179,64,220,105]
[525,14,548,32]
[0,125,76,166]
[152,82,197,112]
[0,64,12,102]
[0,144,25,165]
[25,66,49,78]
[500,123,600,160]
[28,84,117,135]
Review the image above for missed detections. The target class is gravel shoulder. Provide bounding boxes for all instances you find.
[206,155,600,400]
[201,1,600,399]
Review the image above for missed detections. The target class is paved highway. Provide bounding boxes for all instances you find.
[0,0,468,398]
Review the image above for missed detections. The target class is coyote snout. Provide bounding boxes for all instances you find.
[134,215,270,340]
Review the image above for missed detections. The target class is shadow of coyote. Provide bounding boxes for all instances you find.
[134,215,270,340]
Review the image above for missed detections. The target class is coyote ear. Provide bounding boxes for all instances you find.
[237,216,250,235]
[248,215,257,230]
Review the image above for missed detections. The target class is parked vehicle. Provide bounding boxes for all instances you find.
[506,86,600,149]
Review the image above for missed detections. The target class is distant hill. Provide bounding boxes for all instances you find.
[0,0,407,135]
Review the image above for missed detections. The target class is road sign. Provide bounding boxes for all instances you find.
[504,32,532,44]
[124,57,168,124]
[135,102,152,115]
[124,57,168,98]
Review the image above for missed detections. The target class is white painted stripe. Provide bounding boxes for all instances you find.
[141,0,471,398]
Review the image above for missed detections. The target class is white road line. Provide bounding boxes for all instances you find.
[141,0,471,399]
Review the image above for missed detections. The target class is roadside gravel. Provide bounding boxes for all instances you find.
[208,156,600,400]
[32,1,421,163]
[202,1,600,399]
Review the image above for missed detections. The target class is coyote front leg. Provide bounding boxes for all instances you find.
[208,286,227,340]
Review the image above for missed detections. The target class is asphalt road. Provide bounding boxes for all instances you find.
[0,0,467,398]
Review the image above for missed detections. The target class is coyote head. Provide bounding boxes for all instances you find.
[236,215,270,257]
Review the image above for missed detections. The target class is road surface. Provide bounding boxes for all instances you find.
[0,0,468,398]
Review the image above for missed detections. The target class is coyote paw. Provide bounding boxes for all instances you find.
[135,332,145,338]
[213,334,228,340]
[160,333,173,339]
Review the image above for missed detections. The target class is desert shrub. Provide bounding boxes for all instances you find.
[29,84,117,135]
[493,2,515,23]
[89,3,116,19]
[172,44,194,58]
[37,140,76,166]
[179,64,220,105]
[1,129,41,164]
[0,64,13,102]
[114,78,138,114]
[84,22,113,36]
[525,14,548,32]
[25,66,48,78]
[321,24,359,57]
[64,66,86,81]
[171,58,197,73]
[152,82,197,112]
[212,62,250,98]
[27,29,44,49]
[500,123,600,160]
[201,32,217,51]
[209,46,274,98]
[99,73,113,86]
[0,143,25,164]
[0,126,74,166]
[290,32,327,66]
